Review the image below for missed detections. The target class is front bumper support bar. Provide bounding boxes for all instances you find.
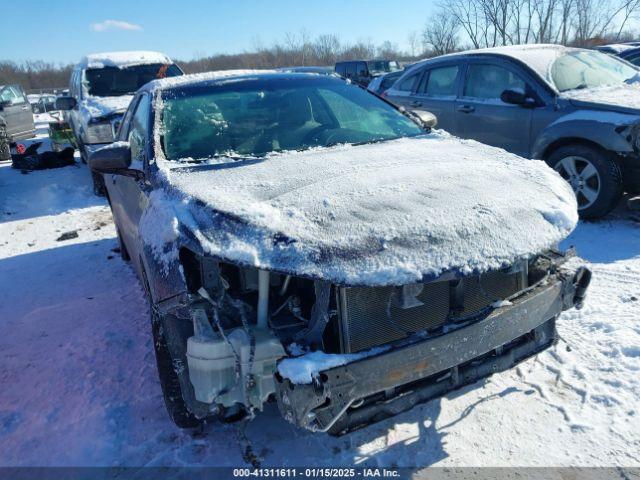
[275,272,585,434]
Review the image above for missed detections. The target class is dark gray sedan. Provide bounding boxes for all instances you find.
[386,44,640,218]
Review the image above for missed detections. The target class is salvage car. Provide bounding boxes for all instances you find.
[385,44,640,218]
[89,71,590,434]
[55,51,183,194]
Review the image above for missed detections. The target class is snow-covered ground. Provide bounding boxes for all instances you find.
[0,157,638,467]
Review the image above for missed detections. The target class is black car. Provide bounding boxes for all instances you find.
[335,59,401,86]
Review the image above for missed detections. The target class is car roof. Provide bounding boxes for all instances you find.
[144,69,345,93]
[406,44,589,90]
[78,50,174,69]
[336,59,395,63]
[596,42,640,53]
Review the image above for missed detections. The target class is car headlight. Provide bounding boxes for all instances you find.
[84,122,114,144]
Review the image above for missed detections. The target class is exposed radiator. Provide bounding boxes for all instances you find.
[337,269,525,353]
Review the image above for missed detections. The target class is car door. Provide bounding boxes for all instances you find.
[455,60,534,157]
[108,93,151,269]
[410,64,461,134]
[355,61,369,86]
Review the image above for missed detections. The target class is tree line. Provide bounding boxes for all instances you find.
[0,33,419,91]
[423,0,640,55]
[2,7,640,92]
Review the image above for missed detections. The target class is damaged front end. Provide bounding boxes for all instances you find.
[154,247,590,433]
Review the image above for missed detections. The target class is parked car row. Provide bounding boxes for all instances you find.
[48,40,640,435]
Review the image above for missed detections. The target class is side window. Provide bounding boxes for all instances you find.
[419,66,459,97]
[356,62,368,77]
[345,63,357,78]
[9,86,26,104]
[395,70,421,92]
[335,64,346,76]
[626,53,640,66]
[464,64,526,100]
[128,95,150,169]
[14,86,27,104]
[0,87,21,105]
[117,96,139,141]
[0,87,13,103]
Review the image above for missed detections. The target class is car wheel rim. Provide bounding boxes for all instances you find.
[554,155,601,210]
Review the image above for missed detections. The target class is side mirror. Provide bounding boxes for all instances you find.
[410,109,438,129]
[500,89,536,108]
[0,100,10,111]
[55,96,77,111]
[88,142,142,179]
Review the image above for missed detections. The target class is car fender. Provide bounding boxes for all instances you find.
[532,110,638,159]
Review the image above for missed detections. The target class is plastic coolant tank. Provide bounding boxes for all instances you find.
[186,322,285,409]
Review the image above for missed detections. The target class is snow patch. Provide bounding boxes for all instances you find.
[561,84,640,110]
[84,51,172,69]
[278,347,388,384]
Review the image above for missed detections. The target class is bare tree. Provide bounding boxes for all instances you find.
[423,10,460,55]
[407,30,421,56]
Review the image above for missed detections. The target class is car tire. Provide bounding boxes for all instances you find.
[547,144,623,219]
[141,266,202,429]
[91,170,107,197]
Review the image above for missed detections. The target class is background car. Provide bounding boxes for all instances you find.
[0,84,36,142]
[35,94,58,113]
[367,69,404,96]
[335,59,400,86]
[595,42,640,65]
[55,50,183,194]
[385,44,640,219]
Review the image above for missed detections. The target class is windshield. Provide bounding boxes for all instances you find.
[85,63,182,97]
[550,51,638,92]
[161,77,423,161]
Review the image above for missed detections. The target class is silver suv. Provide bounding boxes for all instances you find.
[56,51,183,193]
[386,44,640,218]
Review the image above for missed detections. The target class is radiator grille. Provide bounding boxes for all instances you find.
[338,281,449,353]
[461,270,523,315]
[337,270,524,353]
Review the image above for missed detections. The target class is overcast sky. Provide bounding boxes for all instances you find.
[0,0,436,64]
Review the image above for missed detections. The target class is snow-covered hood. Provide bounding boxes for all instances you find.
[80,95,133,122]
[561,84,640,116]
[149,134,578,286]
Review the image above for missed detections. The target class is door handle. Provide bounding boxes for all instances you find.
[410,100,422,108]
[457,105,475,113]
